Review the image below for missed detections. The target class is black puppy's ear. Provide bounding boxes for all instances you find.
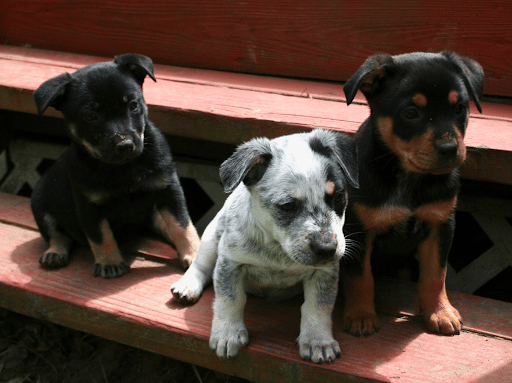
[309,129,359,188]
[343,54,395,105]
[441,51,484,113]
[114,54,157,84]
[33,72,73,115]
[220,137,273,193]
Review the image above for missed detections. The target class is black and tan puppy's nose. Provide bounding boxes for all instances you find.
[436,141,458,158]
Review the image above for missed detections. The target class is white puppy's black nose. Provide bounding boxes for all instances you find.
[310,237,338,260]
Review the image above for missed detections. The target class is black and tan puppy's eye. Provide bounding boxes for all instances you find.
[402,107,419,120]
[455,103,467,115]
[83,112,98,122]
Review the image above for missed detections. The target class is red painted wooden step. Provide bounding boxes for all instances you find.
[0,192,511,383]
[1,46,512,185]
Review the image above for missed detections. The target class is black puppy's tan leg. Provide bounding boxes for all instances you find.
[342,232,380,336]
[40,231,74,268]
[88,218,129,278]
[153,209,200,268]
[417,226,462,335]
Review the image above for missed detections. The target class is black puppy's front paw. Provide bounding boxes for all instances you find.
[39,252,69,269]
[93,261,130,278]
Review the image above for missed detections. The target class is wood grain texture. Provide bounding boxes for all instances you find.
[1,46,512,184]
[0,0,510,97]
[0,192,511,383]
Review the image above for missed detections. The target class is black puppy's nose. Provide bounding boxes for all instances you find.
[115,139,135,154]
[436,142,458,158]
[310,239,338,260]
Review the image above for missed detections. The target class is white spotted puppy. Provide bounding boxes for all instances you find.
[172,129,358,364]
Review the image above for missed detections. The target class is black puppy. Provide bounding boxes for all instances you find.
[341,52,484,336]
[31,54,200,278]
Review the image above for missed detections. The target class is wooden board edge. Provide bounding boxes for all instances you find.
[0,283,377,383]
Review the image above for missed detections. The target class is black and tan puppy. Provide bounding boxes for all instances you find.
[341,52,484,336]
[31,54,200,278]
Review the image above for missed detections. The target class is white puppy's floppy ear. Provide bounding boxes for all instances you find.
[220,137,273,193]
[309,129,359,189]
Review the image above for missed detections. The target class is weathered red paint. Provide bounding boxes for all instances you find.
[0,192,512,382]
[0,1,511,97]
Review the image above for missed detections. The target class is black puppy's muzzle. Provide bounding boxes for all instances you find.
[107,133,143,163]
[114,137,136,155]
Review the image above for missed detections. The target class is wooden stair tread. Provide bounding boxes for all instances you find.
[0,192,511,383]
[1,45,512,185]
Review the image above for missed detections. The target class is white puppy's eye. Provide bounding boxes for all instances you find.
[333,190,345,205]
[279,201,296,211]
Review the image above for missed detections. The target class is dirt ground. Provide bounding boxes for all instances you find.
[0,308,250,383]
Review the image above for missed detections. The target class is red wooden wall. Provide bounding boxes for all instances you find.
[0,0,511,97]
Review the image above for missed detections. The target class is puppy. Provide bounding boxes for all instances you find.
[171,129,358,363]
[31,54,200,278]
[341,52,484,336]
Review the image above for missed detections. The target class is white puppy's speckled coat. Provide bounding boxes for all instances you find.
[171,129,358,364]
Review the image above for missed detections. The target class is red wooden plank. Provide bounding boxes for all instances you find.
[0,190,37,229]
[2,190,510,342]
[1,219,512,383]
[0,1,510,97]
[375,278,512,342]
[1,46,512,185]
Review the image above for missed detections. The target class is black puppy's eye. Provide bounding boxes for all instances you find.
[83,112,97,122]
[402,107,419,120]
[279,200,297,211]
[456,104,467,115]
[129,101,139,112]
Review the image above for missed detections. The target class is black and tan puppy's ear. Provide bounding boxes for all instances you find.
[219,137,273,193]
[114,53,157,84]
[33,72,73,115]
[343,54,395,105]
[441,51,484,113]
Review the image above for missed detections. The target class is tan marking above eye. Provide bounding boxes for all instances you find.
[123,95,128,103]
[448,90,459,104]
[412,93,427,108]
[326,181,336,195]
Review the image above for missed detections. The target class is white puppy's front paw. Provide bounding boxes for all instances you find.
[209,322,249,359]
[170,269,206,303]
[297,334,341,364]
